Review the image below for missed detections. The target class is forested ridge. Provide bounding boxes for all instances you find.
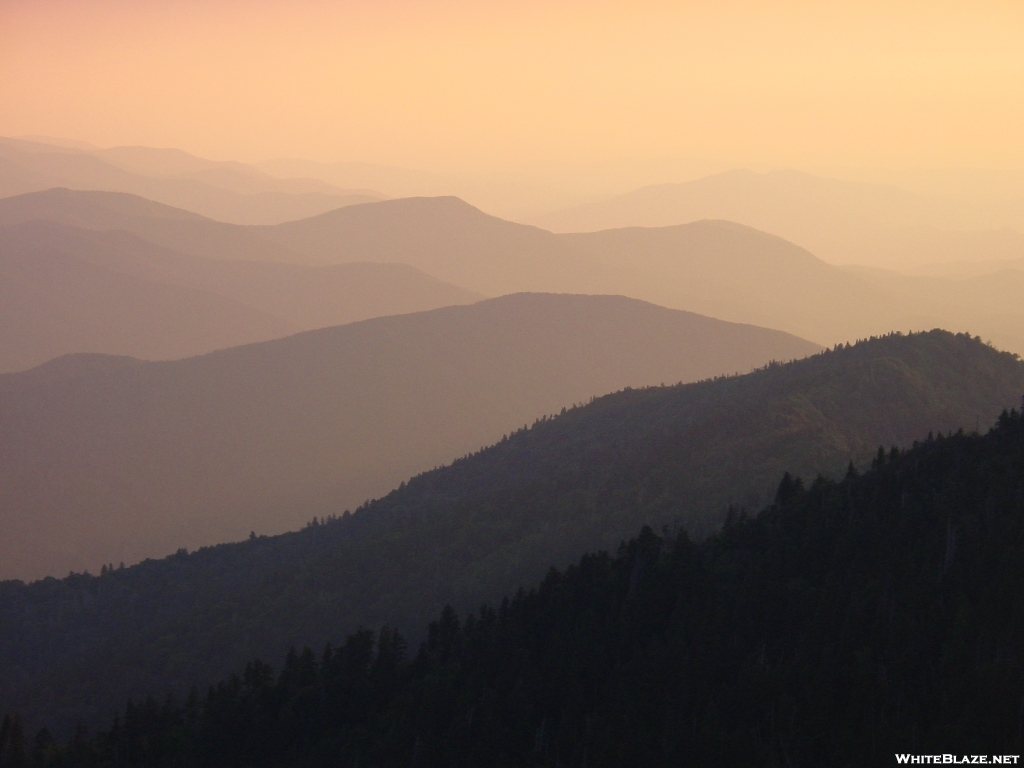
[0,292,817,582]
[1,330,1022,737]
[5,401,1024,766]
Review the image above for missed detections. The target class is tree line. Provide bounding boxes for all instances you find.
[5,403,1024,766]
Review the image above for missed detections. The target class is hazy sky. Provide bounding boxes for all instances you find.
[2,0,1023,173]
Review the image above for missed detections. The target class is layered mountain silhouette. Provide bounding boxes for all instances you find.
[530,169,1024,271]
[0,293,818,581]
[0,220,481,372]
[0,230,296,373]
[0,188,300,263]
[7,188,1024,354]
[0,330,1020,735]
[36,407,1024,763]
[9,139,1024,269]
[0,137,383,225]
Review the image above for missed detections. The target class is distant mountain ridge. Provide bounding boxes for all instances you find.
[0,226,299,372]
[5,188,1024,355]
[0,137,385,225]
[0,330,1019,736]
[530,168,1024,271]
[8,136,1024,267]
[0,292,819,581]
[0,219,482,372]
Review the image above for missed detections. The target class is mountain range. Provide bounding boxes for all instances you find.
[36,405,1024,764]
[8,138,1024,275]
[0,219,481,372]
[530,168,1024,271]
[0,137,384,225]
[7,119,1024,768]
[5,188,1024,356]
[0,293,818,581]
[1,330,1020,736]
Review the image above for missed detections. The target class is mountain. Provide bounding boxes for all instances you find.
[262,196,573,292]
[9,138,1024,262]
[10,222,482,332]
[254,156,642,221]
[0,188,299,262]
[0,221,481,372]
[268,199,1024,352]
[8,189,1024,353]
[28,406,1024,765]
[0,137,384,225]
[0,225,299,372]
[0,292,818,581]
[0,330,1019,735]
[530,169,1024,270]
[0,189,565,286]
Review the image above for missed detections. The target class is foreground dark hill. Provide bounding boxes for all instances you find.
[1,331,1020,735]
[6,188,1024,352]
[28,406,1024,766]
[0,293,816,581]
[0,221,481,372]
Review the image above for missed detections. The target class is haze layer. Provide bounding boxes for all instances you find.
[3,1,1022,181]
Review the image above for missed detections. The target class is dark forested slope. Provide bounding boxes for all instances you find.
[16,394,1024,767]
[0,331,1020,737]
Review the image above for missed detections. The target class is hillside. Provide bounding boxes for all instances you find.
[0,331,1019,736]
[24,405,1024,766]
[6,189,1024,353]
[0,221,481,372]
[0,292,817,580]
[0,138,383,224]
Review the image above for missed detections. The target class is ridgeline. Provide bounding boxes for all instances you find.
[1,330,1022,738]
[10,385,1024,766]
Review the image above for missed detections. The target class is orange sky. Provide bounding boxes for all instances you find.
[1,0,1023,172]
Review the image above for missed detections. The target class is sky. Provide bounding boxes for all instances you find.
[1,0,1023,174]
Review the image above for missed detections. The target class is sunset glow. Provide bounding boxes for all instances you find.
[2,0,1023,171]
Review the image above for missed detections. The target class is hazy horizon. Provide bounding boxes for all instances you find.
[3,2,1023,188]
[5,3,1024,755]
